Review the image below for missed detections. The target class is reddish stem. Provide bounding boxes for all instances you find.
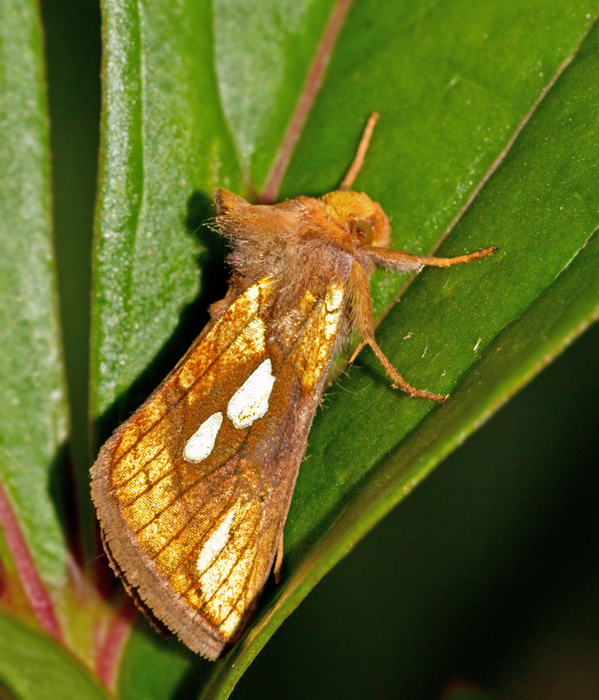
[94,597,136,691]
[0,485,63,641]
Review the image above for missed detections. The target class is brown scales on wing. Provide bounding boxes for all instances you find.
[90,113,495,660]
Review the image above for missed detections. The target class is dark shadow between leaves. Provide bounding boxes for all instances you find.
[48,440,86,568]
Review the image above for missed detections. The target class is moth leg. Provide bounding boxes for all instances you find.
[339,113,379,191]
[349,261,447,402]
[274,532,284,584]
[349,341,366,364]
[359,245,497,271]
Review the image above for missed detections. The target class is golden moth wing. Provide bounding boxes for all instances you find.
[91,277,346,659]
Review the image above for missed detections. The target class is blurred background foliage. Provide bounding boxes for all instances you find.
[1,0,598,698]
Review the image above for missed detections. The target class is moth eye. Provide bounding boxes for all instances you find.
[355,218,374,245]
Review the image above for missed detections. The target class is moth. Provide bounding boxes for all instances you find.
[91,114,495,660]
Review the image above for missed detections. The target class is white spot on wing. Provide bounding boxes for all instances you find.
[197,506,237,573]
[227,358,275,429]
[325,283,344,312]
[183,412,223,463]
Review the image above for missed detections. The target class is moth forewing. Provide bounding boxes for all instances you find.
[91,276,348,658]
[91,114,495,659]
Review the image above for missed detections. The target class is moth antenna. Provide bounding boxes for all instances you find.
[339,112,379,191]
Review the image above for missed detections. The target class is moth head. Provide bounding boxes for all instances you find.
[321,190,391,248]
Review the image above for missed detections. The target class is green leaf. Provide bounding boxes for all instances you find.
[0,0,68,587]
[92,0,599,697]
[213,0,338,188]
[117,618,207,700]
[0,612,110,700]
